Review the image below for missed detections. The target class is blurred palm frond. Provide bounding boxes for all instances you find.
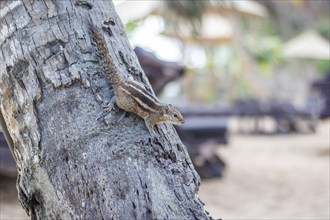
[162,0,209,36]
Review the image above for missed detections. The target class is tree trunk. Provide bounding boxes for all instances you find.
[0,1,211,219]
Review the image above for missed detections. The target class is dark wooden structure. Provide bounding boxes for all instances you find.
[312,71,330,119]
[175,115,228,179]
[0,132,16,177]
[232,98,318,134]
[135,47,228,179]
[134,47,184,94]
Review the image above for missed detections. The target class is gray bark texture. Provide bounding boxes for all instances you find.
[0,0,211,219]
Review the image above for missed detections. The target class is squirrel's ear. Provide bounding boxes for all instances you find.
[164,105,170,112]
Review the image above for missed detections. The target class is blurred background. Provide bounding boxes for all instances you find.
[1,0,329,219]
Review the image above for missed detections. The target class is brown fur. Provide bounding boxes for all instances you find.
[92,28,184,135]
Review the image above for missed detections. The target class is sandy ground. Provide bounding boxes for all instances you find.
[0,177,28,220]
[199,119,330,220]
[0,120,329,220]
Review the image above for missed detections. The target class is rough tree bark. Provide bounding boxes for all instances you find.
[0,0,211,219]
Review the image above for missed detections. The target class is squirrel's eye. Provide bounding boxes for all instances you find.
[173,114,177,118]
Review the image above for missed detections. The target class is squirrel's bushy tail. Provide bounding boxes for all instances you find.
[91,27,123,86]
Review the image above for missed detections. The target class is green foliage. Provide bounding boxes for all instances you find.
[245,35,283,74]
[315,19,330,75]
[163,0,209,35]
[124,20,141,34]
[165,0,207,21]
[316,59,330,75]
[317,18,330,41]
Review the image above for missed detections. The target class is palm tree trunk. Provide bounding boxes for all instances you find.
[0,1,210,219]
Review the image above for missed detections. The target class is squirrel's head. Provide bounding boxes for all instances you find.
[161,104,184,125]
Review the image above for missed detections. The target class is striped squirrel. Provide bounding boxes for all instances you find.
[91,28,184,135]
